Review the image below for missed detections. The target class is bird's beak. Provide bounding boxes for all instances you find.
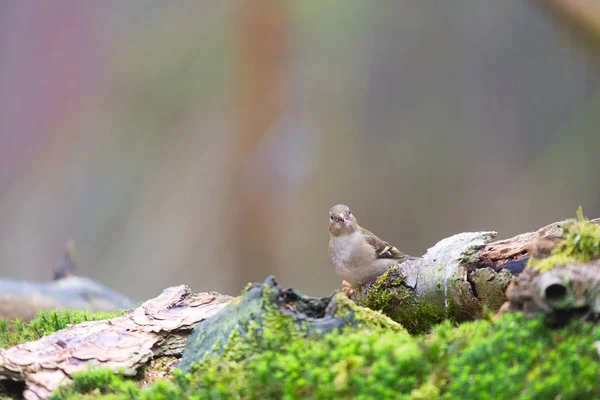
[336,213,346,223]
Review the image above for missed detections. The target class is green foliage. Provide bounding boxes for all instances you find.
[529,206,600,272]
[0,309,124,349]
[49,313,600,400]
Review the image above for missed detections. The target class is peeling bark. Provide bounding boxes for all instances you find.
[0,286,232,400]
[473,218,600,271]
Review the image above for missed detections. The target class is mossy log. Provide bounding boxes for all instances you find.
[499,262,600,326]
[0,276,137,321]
[1,271,598,398]
[49,287,600,399]
[349,218,600,334]
[0,286,232,400]
[179,276,403,371]
[2,215,599,398]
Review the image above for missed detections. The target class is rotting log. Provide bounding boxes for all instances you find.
[348,218,600,334]
[179,276,403,372]
[1,217,599,398]
[0,286,232,400]
[497,262,600,326]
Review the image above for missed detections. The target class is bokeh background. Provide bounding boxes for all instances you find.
[1,0,599,301]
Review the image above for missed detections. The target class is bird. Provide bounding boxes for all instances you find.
[328,204,412,286]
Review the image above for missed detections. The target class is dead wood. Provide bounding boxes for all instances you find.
[0,285,232,400]
[498,262,600,326]
[348,218,600,333]
[473,218,600,271]
[1,218,598,397]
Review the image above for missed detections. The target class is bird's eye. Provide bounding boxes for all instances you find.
[329,215,334,221]
[348,211,352,216]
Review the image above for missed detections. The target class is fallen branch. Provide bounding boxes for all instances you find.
[348,218,600,333]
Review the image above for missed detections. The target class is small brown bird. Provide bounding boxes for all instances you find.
[328,204,412,286]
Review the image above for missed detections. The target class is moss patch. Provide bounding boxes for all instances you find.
[429,313,599,399]
[352,231,497,334]
[49,312,600,399]
[0,309,124,349]
[179,276,405,370]
[528,207,600,272]
[353,268,403,303]
[352,266,447,335]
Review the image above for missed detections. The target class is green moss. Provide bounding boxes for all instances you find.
[360,268,401,310]
[528,207,600,272]
[429,313,600,399]
[201,291,404,367]
[335,293,405,332]
[50,367,139,400]
[530,254,579,273]
[460,241,488,265]
[409,379,441,400]
[443,299,463,324]
[53,326,427,399]
[352,266,446,335]
[50,312,600,400]
[396,300,446,335]
[241,282,254,295]
[0,309,124,349]
[180,276,406,371]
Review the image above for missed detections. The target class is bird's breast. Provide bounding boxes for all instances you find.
[329,233,365,268]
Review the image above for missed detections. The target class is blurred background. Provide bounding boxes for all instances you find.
[0,0,599,301]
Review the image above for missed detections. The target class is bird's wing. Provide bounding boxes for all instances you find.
[361,227,409,261]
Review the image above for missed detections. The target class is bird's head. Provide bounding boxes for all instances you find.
[329,204,358,236]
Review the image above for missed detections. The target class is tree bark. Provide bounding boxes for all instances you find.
[0,286,232,400]
[1,218,598,398]
[348,219,599,333]
[498,262,600,326]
